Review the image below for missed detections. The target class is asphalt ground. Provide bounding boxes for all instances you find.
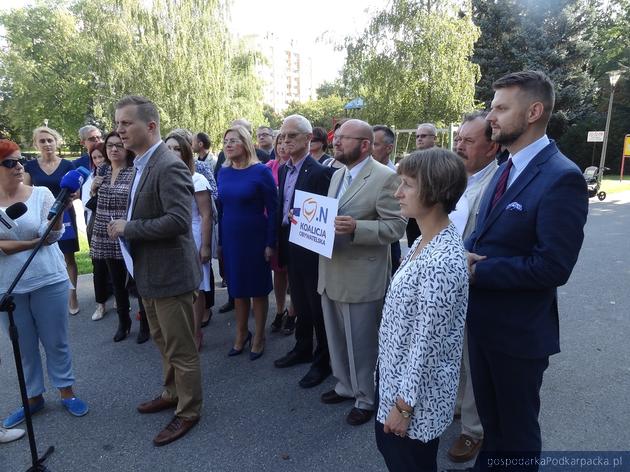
[1,192,629,472]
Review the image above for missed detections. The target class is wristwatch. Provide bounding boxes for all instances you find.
[395,402,413,419]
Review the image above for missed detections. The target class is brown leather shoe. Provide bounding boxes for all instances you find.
[447,434,482,462]
[346,407,373,426]
[153,416,199,447]
[137,396,178,414]
[320,389,353,404]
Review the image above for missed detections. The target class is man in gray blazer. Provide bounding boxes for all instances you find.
[318,119,406,426]
[447,111,499,463]
[108,95,202,447]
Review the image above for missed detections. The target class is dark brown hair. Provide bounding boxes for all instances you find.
[397,148,467,214]
[492,70,555,122]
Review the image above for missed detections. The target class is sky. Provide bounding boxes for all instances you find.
[1,0,388,86]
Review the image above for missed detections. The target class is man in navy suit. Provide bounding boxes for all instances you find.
[273,114,334,389]
[465,71,588,471]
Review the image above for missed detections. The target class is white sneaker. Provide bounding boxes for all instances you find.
[0,426,25,443]
[91,303,106,321]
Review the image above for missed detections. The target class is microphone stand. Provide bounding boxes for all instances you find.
[0,207,66,471]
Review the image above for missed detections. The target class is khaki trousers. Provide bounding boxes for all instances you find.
[142,291,202,420]
[321,291,381,411]
[455,326,483,439]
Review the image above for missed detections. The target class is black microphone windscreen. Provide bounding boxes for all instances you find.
[6,202,27,220]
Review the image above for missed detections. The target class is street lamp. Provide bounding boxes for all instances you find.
[597,70,623,185]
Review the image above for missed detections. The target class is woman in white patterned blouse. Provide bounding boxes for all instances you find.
[375,148,469,472]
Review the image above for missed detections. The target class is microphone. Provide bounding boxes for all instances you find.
[47,167,91,221]
[0,202,28,231]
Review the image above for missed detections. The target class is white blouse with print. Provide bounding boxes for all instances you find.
[376,223,468,442]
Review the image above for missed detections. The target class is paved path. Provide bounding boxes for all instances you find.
[1,193,629,471]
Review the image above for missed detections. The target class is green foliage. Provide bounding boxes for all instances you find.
[0,0,264,147]
[284,95,346,129]
[262,104,283,130]
[472,0,598,122]
[0,2,94,144]
[341,0,480,128]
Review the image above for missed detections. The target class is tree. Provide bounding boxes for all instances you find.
[341,0,480,128]
[284,95,346,129]
[0,2,94,144]
[0,0,264,147]
[472,0,599,123]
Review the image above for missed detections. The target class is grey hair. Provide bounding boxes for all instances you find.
[79,125,100,141]
[283,114,313,134]
[417,123,437,135]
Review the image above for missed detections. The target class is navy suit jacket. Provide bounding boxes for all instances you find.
[465,141,588,358]
[277,155,333,264]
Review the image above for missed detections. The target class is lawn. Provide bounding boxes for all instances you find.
[76,232,92,275]
[601,175,630,194]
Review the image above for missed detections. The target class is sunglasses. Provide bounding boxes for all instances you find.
[0,158,26,169]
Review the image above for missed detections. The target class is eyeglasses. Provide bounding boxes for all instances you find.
[416,134,436,139]
[256,133,272,139]
[283,132,305,140]
[0,158,26,169]
[106,143,125,150]
[333,134,369,143]
[223,138,243,146]
[87,136,103,143]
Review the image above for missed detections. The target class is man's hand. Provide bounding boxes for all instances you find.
[334,215,357,235]
[108,219,127,239]
[466,251,486,283]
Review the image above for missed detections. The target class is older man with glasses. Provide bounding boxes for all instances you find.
[74,125,103,170]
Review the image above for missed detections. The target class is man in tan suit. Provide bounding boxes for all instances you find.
[108,96,202,447]
[318,119,406,426]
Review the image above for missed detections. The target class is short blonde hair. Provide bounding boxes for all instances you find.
[32,126,63,147]
[223,126,258,168]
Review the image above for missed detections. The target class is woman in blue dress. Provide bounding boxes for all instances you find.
[218,125,277,360]
[24,127,81,315]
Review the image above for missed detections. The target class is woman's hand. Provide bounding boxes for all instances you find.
[383,405,411,438]
[91,175,104,195]
[200,245,211,264]
[264,246,274,262]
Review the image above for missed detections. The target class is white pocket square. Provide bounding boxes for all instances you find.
[505,202,523,211]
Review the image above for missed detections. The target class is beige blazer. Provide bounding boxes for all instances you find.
[317,157,406,303]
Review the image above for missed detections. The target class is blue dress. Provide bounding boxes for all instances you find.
[24,158,79,254]
[218,163,278,298]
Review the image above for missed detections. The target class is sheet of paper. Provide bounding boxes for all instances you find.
[118,237,134,278]
[289,190,339,259]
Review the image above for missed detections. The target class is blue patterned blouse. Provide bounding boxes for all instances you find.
[376,223,468,441]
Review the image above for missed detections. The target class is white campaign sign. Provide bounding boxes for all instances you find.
[587,131,605,142]
[289,190,338,259]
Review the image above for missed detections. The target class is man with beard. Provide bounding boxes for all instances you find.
[318,119,406,426]
[447,111,499,464]
[464,71,588,471]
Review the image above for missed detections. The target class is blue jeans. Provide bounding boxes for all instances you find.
[0,280,75,398]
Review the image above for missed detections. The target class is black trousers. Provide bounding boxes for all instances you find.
[375,418,439,472]
[93,258,130,317]
[287,242,329,371]
[468,331,549,472]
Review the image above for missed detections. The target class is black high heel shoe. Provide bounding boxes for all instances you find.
[228,331,252,357]
[114,314,132,342]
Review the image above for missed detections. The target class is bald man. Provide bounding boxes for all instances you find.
[318,119,406,426]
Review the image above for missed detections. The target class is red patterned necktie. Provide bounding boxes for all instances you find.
[491,158,513,209]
